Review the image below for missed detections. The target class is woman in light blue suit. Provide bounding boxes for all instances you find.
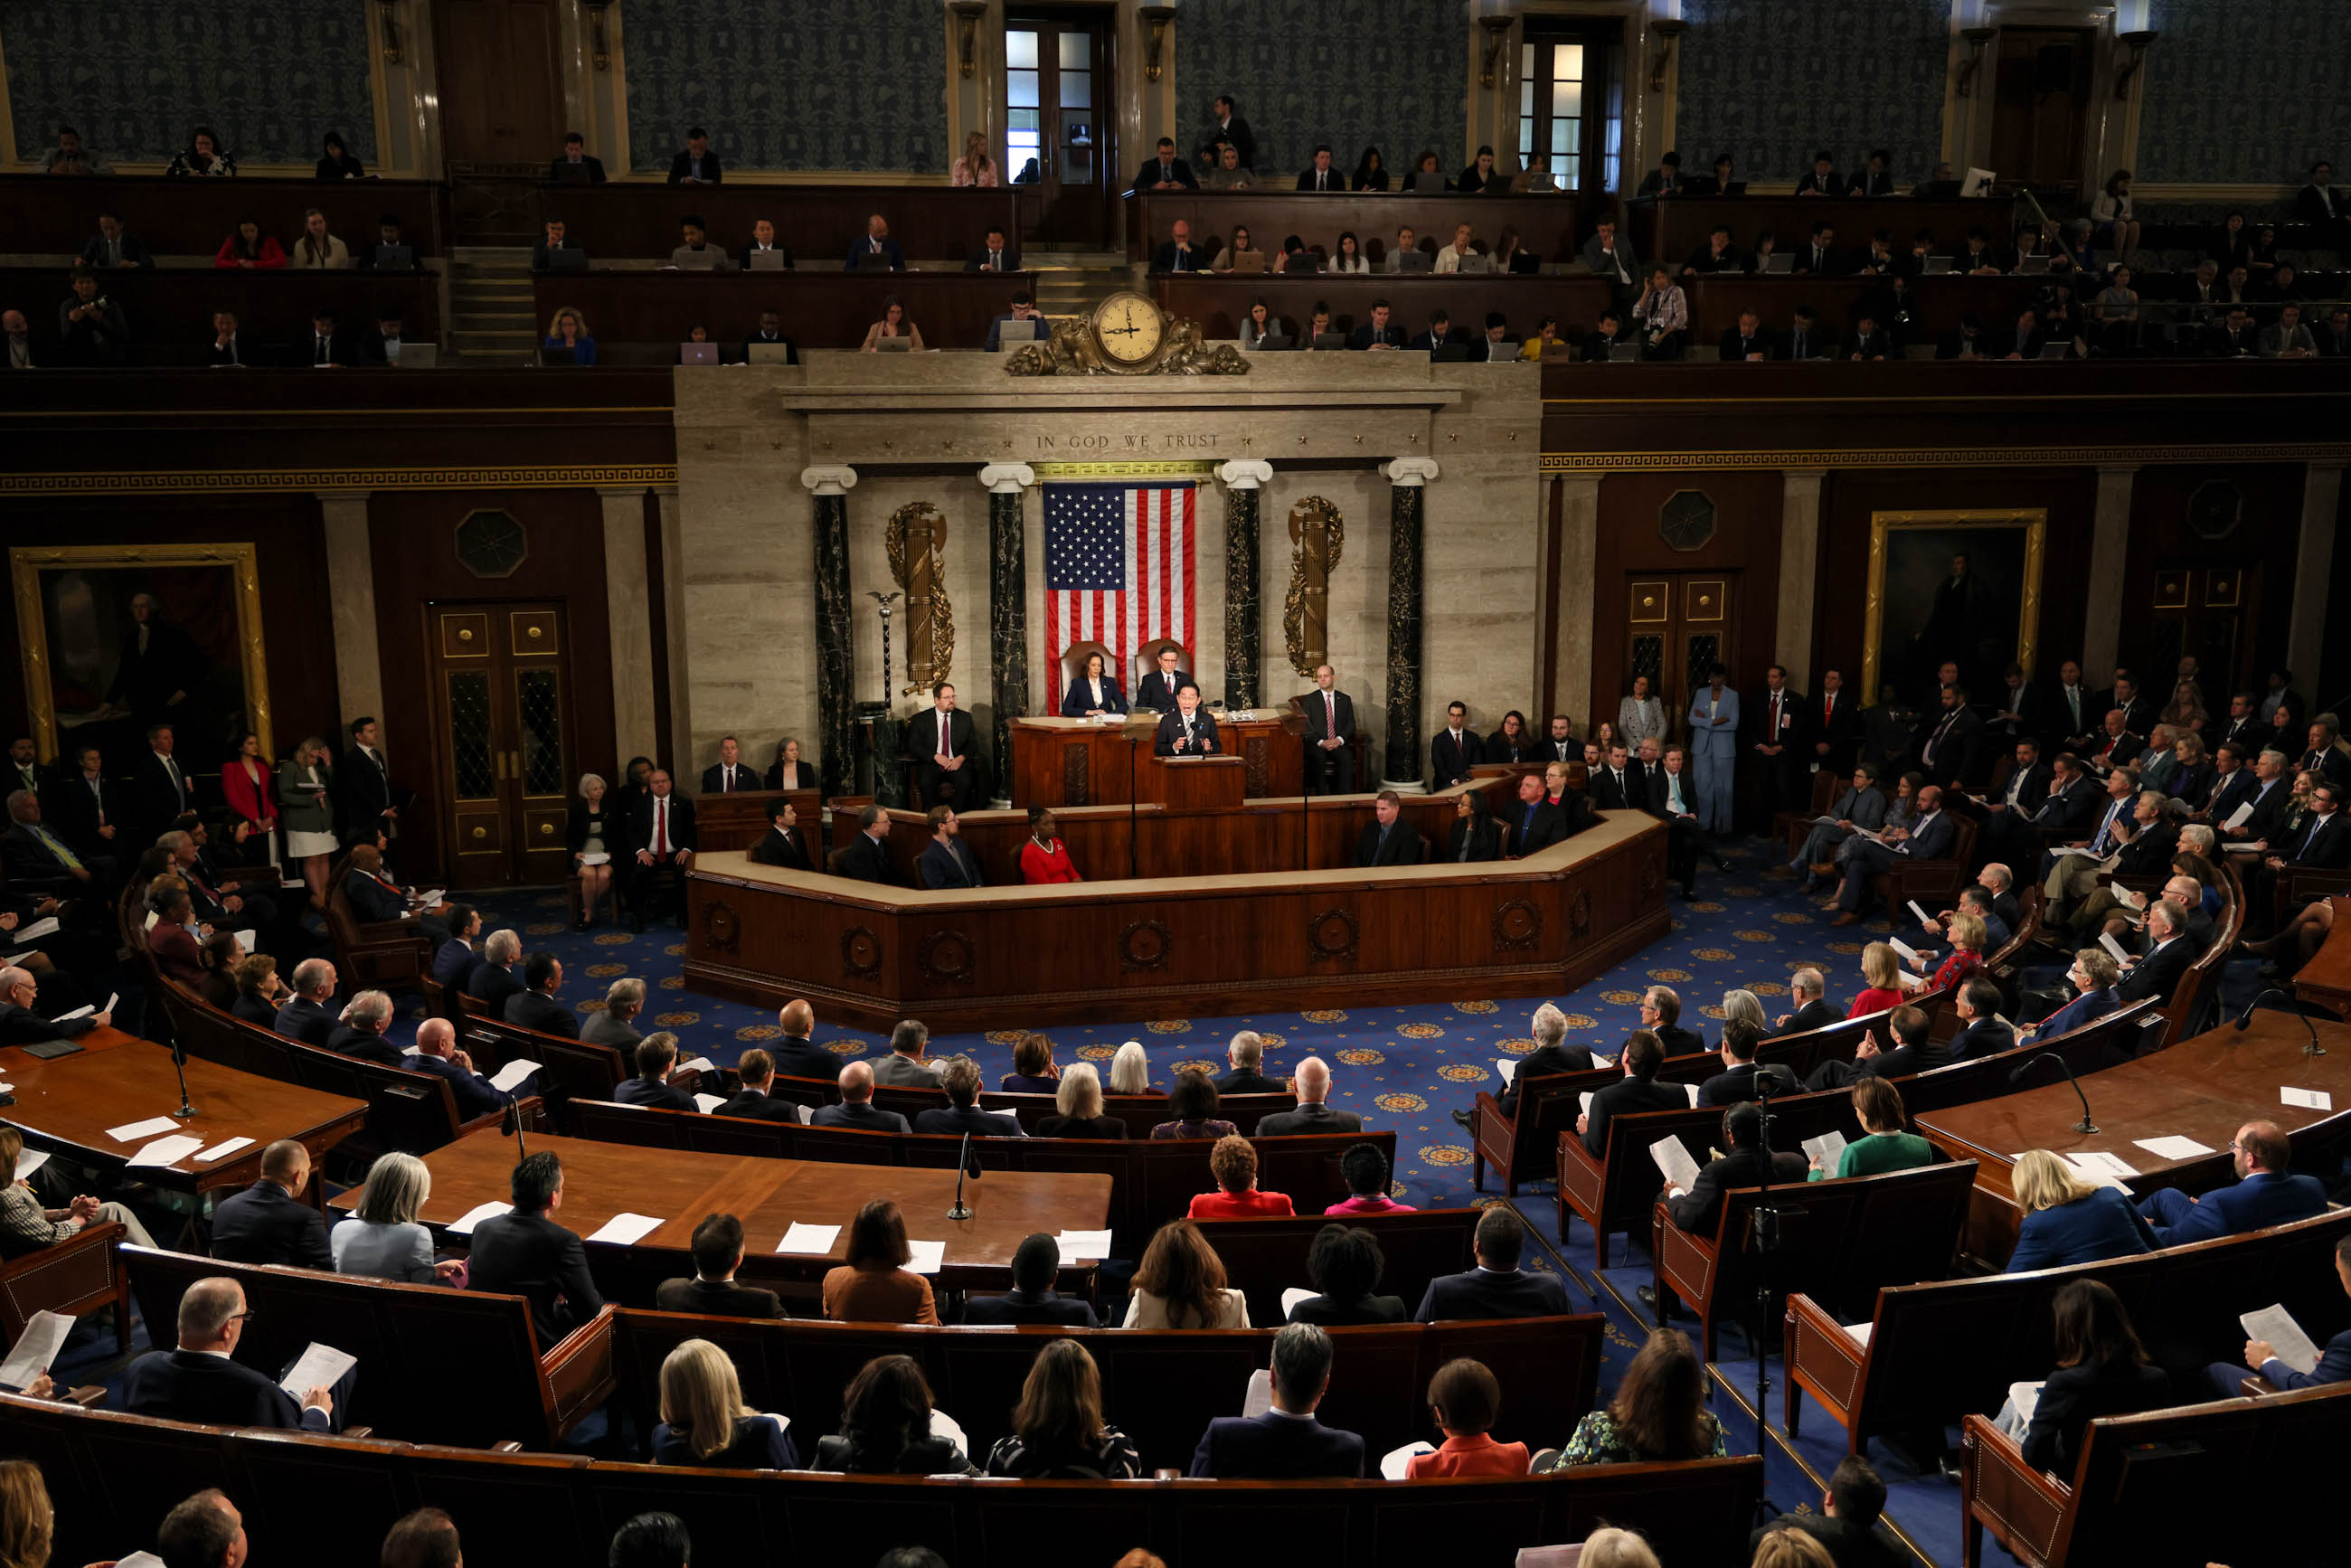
[1685,662,1741,834]
[1060,649,1129,718]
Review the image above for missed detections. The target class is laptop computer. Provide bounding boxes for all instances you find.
[1457,253,1493,274]
[1430,344,1472,363]
[746,342,794,364]
[1761,252,1795,274]
[1397,251,1433,274]
[373,245,415,269]
[679,343,718,364]
[1228,249,1267,273]
[1681,175,1719,196]
[1961,167,1997,198]
[1312,331,1346,350]
[1607,340,1640,363]
[1720,180,1750,197]
[1921,255,1956,275]
[746,250,788,271]
[544,247,587,272]
[672,248,722,270]
[996,317,1039,345]
[538,345,578,366]
[852,253,893,270]
[552,162,591,185]
[1918,179,1964,200]
[2016,254,2052,274]
[392,344,439,368]
[873,337,912,352]
[1255,333,1293,351]
[2037,341,2071,359]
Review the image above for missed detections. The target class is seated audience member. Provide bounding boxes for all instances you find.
[1038,1060,1123,1138]
[736,217,793,271]
[846,212,908,269]
[125,1279,335,1431]
[1805,1003,1940,1091]
[80,210,151,269]
[668,126,722,184]
[762,996,836,1082]
[985,291,1045,353]
[1288,1223,1406,1326]
[668,214,722,269]
[656,1212,783,1318]
[1350,298,1404,350]
[747,797,813,871]
[229,952,287,1028]
[502,949,577,1037]
[333,1150,460,1285]
[985,1340,1139,1478]
[809,1058,910,1132]
[615,1031,698,1110]
[608,1513,692,1568]
[354,215,420,271]
[913,1053,1024,1137]
[916,805,982,889]
[861,295,922,351]
[464,1150,603,1340]
[710,1047,795,1122]
[543,306,597,363]
[1939,310,1993,360]
[2021,949,2120,1040]
[1326,1141,1414,1215]
[1582,308,1631,361]
[1542,1327,1726,1468]
[1296,143,1342,192]
[1751,1456,1905,1568]
[1811,1077,1933,1181]
[581,976,646,1049]
[273,956,338,1044]
[324,987,404,1066]
[824,1198,939,1324]
[0,1123,156,1252]
[289,208,352,269]
[1108,1038,1155,1095]
[873,1016,941,1085]
[2204,1233,2351,1396]
[1939,977,2016,1063]
[146,883,204,985]
[1256,1055,1361,1135]
[1190,1322,1363,1477]
[1416,1204,1572,1320]
[1775,968,1842,1035]
[1578,1031,1688,1157]
[963,1231,1100,1326]
[1490,1000,1597,1119]
[1408,1358,1530,1478]
[1684,223,1745,275]
[211,1138,331,1268]
[1720,309,1775,361]
[999,1030,1062,1094]
[1149,1068,1236,1139]
[1015,806,1081,883]
[430,902,481,987]
[1664,1103,1807,1235]
[340,841,407,922]
[1702,1018,1800,1103]
[2138,1119,2325,1244]
[1189,1134,1295,1219]
[467,926,524,1007]
[968,223,1020,273]
[1779,306,1832,360]
[816,1355,976,1473]
[215,218,284,269]
[1202,140,1255,189]
[1213,1029,1283,1094]
[39,123,113,175]
[201,309,250,367]
[530,219,583,271]
[654,1337,798,1469]
[1126,1218,1249,1327]
[1991,1279,2168,1478]
[548,131,607,183]
[1137,136,1197,191]
[1151,219,1204,273]
[2006,1148,2158,1272]
[1355,789,1422,867]
[57,269,127,365]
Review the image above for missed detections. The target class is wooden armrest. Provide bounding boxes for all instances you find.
[62,1384,106,1408]
[2239,1374,2280,1397]
[341,1424,373,1440]
[541,1303,618,1440]
[493,1440,525,1453]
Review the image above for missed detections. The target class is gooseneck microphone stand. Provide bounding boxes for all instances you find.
[947,1131,976,1221]
[1746,1072,1786,1504]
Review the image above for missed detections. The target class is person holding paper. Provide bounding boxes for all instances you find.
[333,1151,463,1286]
[1809,1078,1932,1183]
[823,1199,939,1324]
[1831,784,1957,924]
[815,1355,976,1473]
[810,1059,911,1133]
[1480,1001,1600,1124]
[1288,1223,1408,1326]
[652,1336,799,1469]
[1664,1103,1807,1236]
[1806,1005,1941,1091]
[0,963,109,1043]
[1414,1206,1572,1321]
[2137,1121,2326,1245]
[983,1339,1139,1478]
[1579,1033,1690,1157]
[0,1125,156,1250]
[2007,1279,2170,1476]
[1795,765,1889,888]
[2114,899,2197,1006]
[615,1033,700,1111]
[1406,1358,1530,1478]
[2205,1233,2351,1396]
[1188,1322,1364,1478]
[565,772,617,928]
[210,1139,331,1269]
[962,1232,1100,1326]
[406,1016,533,1118]
[2005,1150,2157,1273]
[123,1278,338,1431]
[1188,1135,1295,1219]
[466,1150,603,1343]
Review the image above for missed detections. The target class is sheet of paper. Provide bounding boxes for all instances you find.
[1893,969,1924,990]
[1906,900,1935,926]
[1496,1058,1516,1086]
[0,1309,73,1389]
[1055,1229,1113,1263]
[106,1115,181,1143]
[2007,1380,2045,1427]
[11,1150,47,1182]
[2224,802,2255,830]
[194,1136,255,1163]
[1380,1440,1437,1480]
[796,1102,813,1124]
[678,1055,719,1074]
[52,1005,93,1021]
[2241,1305,2322,1374]
[1281,1287,1316,1316]
[1889,938,1921,966]
[1579,1091,1595,1117]
[127,1134,205,1168]
[2050,845,2101,859]
[445,1200,510,1235]
[585,1213,666,1245]
[233,928,257,951]
[577,852,610,866]
[902,1238,945,1275]
[1650,1136,1700,1195]
[278,1341,357,1398]
[2281,1086,2335,1111]
[777,1223,840,1254]
[2062,1152,2135,1192]
[1683,1082,1703,1108]
[1591,1053,1616,1069]
[281,877,307,889]
[417,890,447,907]
[2132,1136,2216,1161]
[1843,1321,1874,1347]
[7,916,59,944]
[1242,1367,1273,1418]
[401,1044,422,1056]
[2099,931,2131,962]
[927,1408,968,1452]
[487,1057,540,1092]
[693,1092,727,1114]
[1514,1547,1583,1568]
[1803,1130,1849,1172]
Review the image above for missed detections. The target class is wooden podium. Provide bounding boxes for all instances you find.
[1149,754,1244,809]
[1009,713,1368,807]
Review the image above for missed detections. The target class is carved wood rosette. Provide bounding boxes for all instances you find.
[1119,919,1172,973]
[1492,899,1543,953]
[918,930,977,986]
[841,926,883,981]
[1307,908,1358,961]
[699,899,742,956]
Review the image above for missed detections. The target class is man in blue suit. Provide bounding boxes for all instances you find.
[1685,663,1741,834]
[2205,1233,2351,1398]
[430,903,480,987]
[209,1139,331,1269]
[1189,1323,1364,1478]
[843,213,906,270]
[2140,1120,2327,1245]
[1414,1205,1574,1320]
[1833,784,1956,923]
[911,1055,1024,1137]
[407,1015,535,1119]
[917,806,985,889]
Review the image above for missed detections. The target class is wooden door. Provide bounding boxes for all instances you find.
[1006,10,1113,245]
[1519,19,1626,205]
[2143,564,2254,699]
[1625,573,1740,739]
[430,602,574,888]
[1987,27,2092,198]
[432,0,564,169]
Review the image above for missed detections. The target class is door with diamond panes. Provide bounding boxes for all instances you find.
[431,603,573,888]
[1625,574,1740,741]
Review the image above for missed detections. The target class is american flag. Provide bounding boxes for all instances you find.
[1043,480,1195,671]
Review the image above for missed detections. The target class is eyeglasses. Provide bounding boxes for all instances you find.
[227,1309,259,1325]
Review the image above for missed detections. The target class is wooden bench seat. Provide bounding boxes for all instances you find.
[1186,1208,1478,1328]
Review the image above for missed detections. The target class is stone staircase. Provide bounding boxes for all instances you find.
[1025,247,1137,325]
[445,246,540,364]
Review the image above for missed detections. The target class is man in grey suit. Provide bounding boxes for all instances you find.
[870,1017,943,1086]
[1255,1056,1364,1136]
[1793,763,1889,889]
[581,978,645,1049]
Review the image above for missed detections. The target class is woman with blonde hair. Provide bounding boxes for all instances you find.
[566,771,614,929]
[1040,1061,1124,1138]
[2004,1148,2157,1273]
[1921,911,1988,991]
[2160,677,2207,737]
[951,130,997,187]
[1848,942,1906,1017]
[1751,1529,1836,1568]
[0,1459,59,1568]
[1107,1039,1154,1096]
[1123,1218,1248,1327]
[333,1150,461,1285]
[544,306,597,364]
[1576,1528,1662,1568]
[0,1124,156,1252]
[654,1337,799,1467]
[277,733,338,904]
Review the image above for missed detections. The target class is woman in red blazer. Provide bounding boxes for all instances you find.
[221,731,279,860]
[146,884,207,987]
[1846,941,1908,1018]
[1019,808,1083,885]
[1185,1134,1295,1220]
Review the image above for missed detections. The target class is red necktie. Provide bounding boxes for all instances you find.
[1325,694,1336,739]
[1771,694,1781,735]
[656,799,668,855]
[1824,694,1833,724]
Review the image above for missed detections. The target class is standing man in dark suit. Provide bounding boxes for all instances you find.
[1807,667,1860,776]
[42,744,119,872]
[917,807,985,889]
[655,1214,784,1318]
[123,1279,335,1432]
[1134,645,1191,712]
[465,1151,605,1346]
[1189,1324,1364,1477]
[1153,683,1220,757]
[840,804,902,885]
[1136,137,1197,192]
[911,683,983,811]
[503,952,578,1038]
[338,715,396,851]
[1664,1102,1808,1234]
[699,737,760,796]
[1748,665,1808,825]
[5,739,43,804]
[548,132,607,184]
[667,127,722,184]
[1414,1206,1574,1320]
[209,1140,332,1269]
[713,1049,802,1123]
[628,770,696,930]
[1914,684,1983,789]
[128,723,195,846]
[1509,773,1568,855]
[1430,702,1482,789]
[747,798,813,870]
[1193,96,1254,175]
[1575,1033,1690,1156]
[1300,664,1356,794]
[809,1059,912,1132]
[273,958,339,1045]
[1590,741,1637,810]
[1355,790,1421,866]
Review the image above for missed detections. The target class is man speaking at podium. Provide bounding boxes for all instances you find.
[1155,683,1220,757]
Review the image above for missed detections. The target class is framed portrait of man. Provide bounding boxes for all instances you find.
[1861,510,2047,706]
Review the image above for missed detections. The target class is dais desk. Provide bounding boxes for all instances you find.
[1009,713,1370,806]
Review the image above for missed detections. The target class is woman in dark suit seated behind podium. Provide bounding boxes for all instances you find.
[653,1338,801,1469]
[1449,789,1502,862]
[1287,1223,1408,1327]
[815,1354,977,1474]
[764,736,816,790]
[1061,650,1128,717]
[1038,1063,1127,1138]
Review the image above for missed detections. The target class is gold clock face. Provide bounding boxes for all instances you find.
[1091,292,1166,364]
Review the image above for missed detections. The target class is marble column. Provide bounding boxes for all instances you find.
[802,466,859,800]
[1217,459,1273,708]
[655,485,690,776]
[978,463,1037,807]
[316,489,382,735]
[2083,465,2139,688]
[1553,474,1602,725]
[1380,458,1441,786]
[2290,464,2344,691]
[1774,469,1827,692]
[598,486,660,767]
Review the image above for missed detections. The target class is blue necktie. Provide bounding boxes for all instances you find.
[1523,805,1537,834]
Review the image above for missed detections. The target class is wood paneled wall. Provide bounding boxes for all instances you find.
[2119,464,2307,699]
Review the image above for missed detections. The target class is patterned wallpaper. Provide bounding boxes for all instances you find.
[2137,0,2351,184]
[1176,0,1468,184]
[621,0,949,174]
[3,1,377,167]
[1675,0,1948,186]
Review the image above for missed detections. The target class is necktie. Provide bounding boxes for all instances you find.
[1824,694,1834,726]
[2094,801,2121,853]
[722,768,731,792]
[1523,804,1536,833]
[165,755,184,805]
[941,715,953,760]
[1325,694,1336,739]
[33,826,82,873]
[317,335,329,364]
[656,799,668,855]
[1377,824,1391,856]
[1770,694,1781,736]
[2300,817,2327,858]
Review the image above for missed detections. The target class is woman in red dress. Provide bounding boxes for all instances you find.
[1019,808,1082,884]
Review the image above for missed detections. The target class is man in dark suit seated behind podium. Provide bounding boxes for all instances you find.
[699,737,760,796]
[467,1149,604,1345]
[1153,683,1219,756]
[918,806,986,889]
[2139,1120,2327,1246]
[124,1277,338,1431]
[1414,1206,1572,1321]
[1189,1323,1364,1478]
[912,1055,1024,1137]
[502,951,579,1039]
[748,799,813,871]
[1355,790,1421,866]
[840,804,902,885]
[810,1059,911,1133]
[962,1231,1100,1326]
[615,1033,699,1111]
[1133,646,1191,713]
[655,1213,783,1318]
[210,1139,332,1270]
[1508,773,1568,856]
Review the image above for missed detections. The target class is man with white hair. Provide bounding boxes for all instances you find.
[811,1058,911,1132]
[1468,1002,1597,1127]
[1213,1029,1284,1095]
[408,1015,525,1119]
[1773,968,1838,1036]
[324,987,403,1066]
[466,928,524,1010]
[0,964,109,1044]
[274,957,338,1045]
[1257,1055,1362,1135]
[124,1276,337,1431]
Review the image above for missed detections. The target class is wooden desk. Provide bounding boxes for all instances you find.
[530,184,1026,269]
[1153,272,1613,341]
[366,1129,1111,1289]
[0,174,449,258]
[0,266,440,362]
[1126,191,1582,264]
[2292,898,2351,1020]
[1010,713,1369,807]
[1916,1015,2351,1264]
[1630,194,2013,275]
[0,1029,367,1200]
[693,789,822,855]
[529,270,1027,352]
[1679,273,2043,341]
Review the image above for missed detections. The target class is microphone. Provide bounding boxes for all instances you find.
[501,1091,528,1161]
[2234,988,2327,1057]
[2008,1051,2097,1133]
[169,1036,198,1119]
[946,1130,978,1222]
